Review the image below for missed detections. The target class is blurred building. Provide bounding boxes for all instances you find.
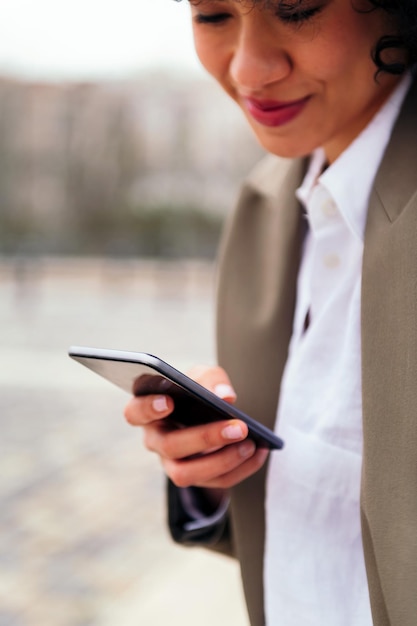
[0,73,263,256]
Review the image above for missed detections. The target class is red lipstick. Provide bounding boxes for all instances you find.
[242,96,310,127]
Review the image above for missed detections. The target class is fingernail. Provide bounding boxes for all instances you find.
[221,422,244,440]
[239,441,256,458]
[214,384,236,399]
[152,396,168,412]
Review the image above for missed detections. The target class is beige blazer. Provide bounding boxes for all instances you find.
[215,77,417,625]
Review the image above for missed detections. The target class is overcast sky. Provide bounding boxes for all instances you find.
[0,0,204,81]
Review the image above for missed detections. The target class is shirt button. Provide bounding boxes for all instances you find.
[323,254,341,268]
[322,199,337,218]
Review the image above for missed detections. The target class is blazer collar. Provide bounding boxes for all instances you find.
[372,76,417,223]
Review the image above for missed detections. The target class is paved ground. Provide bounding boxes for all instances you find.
[0,257,249,626]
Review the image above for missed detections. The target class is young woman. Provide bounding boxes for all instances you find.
[125,1,417,624]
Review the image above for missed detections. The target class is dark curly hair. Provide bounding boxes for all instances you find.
[178,0,417,75]
[367,0,417,74]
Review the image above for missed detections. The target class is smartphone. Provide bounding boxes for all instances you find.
[68,346,283,450]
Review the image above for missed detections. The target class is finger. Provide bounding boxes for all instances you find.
[187,365,237,402]
[143,418,249,458]
[200,448,270,489]
[162,439,268,488]
[124,394,174,426]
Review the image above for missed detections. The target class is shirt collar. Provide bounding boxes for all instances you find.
[297,73,412,242]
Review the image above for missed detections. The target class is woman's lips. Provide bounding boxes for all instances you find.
[242,96,311,127]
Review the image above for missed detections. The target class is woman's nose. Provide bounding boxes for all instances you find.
[229,25,292,93]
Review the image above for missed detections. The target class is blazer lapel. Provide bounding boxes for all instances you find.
[217,155,305,430]
[372,78,417,223]
[216,155,305,626]
[361,77,417,625]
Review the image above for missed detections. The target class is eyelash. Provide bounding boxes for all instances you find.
[278,5,323,23]
[194,12,231,25]
[194,5,323,26]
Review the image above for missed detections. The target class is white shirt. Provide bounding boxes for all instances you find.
[264,76,411,626]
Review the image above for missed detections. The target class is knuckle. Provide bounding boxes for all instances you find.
[219,441,255,474]
[215,447,243,476]
[123,404,136,425]
[124,398,151,426]
[142,425,160,453]
[158,435,176,459]
[169,464,191,488]
[201,426,217,450]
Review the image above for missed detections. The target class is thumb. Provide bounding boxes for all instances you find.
[186,365,237,403]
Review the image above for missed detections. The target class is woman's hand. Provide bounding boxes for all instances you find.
[124,365,269,490]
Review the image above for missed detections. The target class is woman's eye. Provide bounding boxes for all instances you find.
[194,12,231,25]
[277,4,322,24]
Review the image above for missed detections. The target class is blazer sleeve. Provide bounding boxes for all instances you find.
[167,480,234,557]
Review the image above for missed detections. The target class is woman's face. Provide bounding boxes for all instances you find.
[190,0,401,162]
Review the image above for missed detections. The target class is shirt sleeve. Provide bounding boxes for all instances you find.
[179,486,230,532]
[167,480,232,551]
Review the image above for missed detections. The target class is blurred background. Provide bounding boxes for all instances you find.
[0,0,263,624]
